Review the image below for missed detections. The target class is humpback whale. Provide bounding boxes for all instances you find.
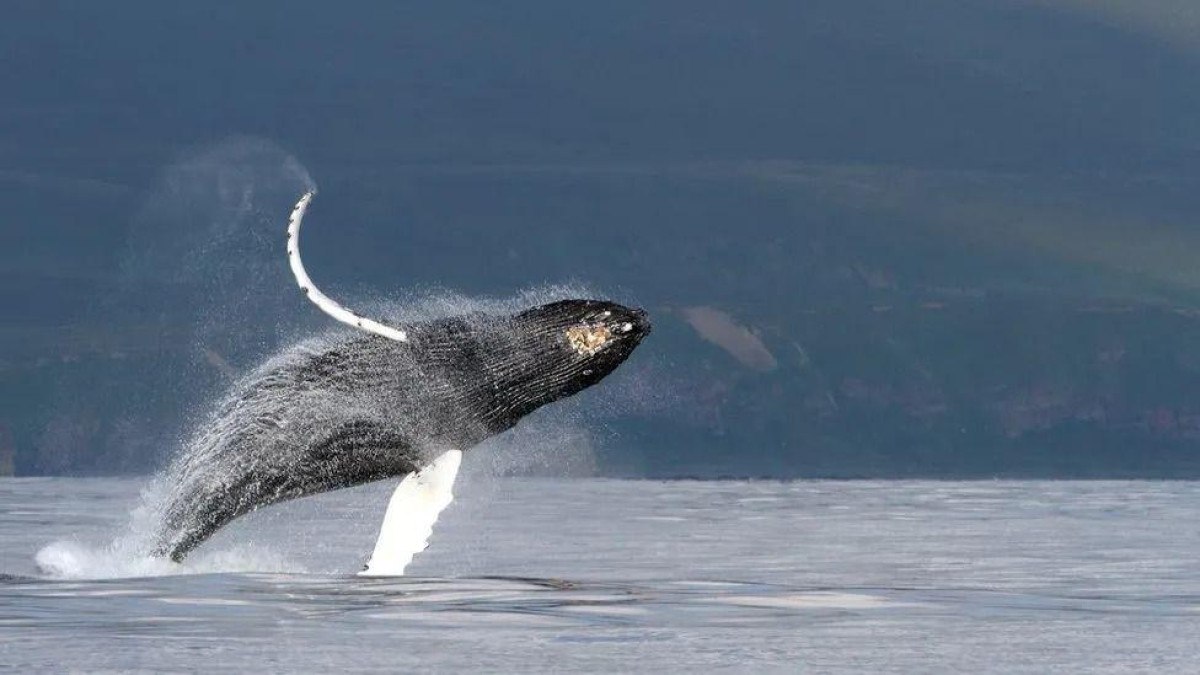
[150,192,650,563]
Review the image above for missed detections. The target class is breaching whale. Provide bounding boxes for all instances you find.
[150,192,650,564]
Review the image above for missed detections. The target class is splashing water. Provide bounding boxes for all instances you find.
[35,474,309,579]
[34,540,304,580]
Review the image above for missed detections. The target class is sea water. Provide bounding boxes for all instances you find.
[2,475,1198,672]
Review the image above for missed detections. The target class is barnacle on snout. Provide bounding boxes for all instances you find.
[565,324,612,356]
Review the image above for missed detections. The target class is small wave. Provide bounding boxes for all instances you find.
[715,591,895,610]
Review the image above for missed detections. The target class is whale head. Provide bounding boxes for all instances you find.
[479,299,651,427]
[527,298,650,382]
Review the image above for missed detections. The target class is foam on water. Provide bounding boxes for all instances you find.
[35,541,177,579]
[34,539,305,580]
[34,472,311,579]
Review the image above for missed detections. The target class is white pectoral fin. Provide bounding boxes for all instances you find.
[358,450,463,577]
[287,191,408,342]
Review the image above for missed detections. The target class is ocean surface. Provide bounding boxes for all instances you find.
[1,475,1198,672]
